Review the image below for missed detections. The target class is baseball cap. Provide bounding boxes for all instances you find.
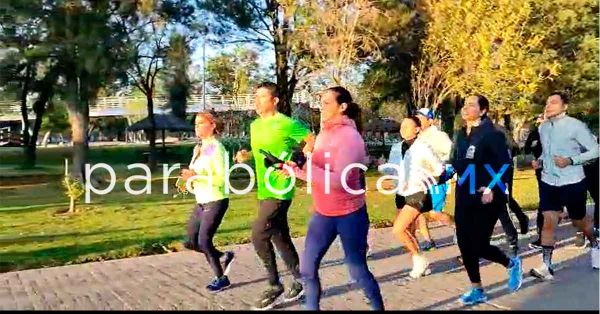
[416,108,434,120]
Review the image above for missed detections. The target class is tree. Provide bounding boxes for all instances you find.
[40,99,70,146]
[416,0,561,114]
[52,0,132,180]
[119,0,194,170]
[198,0,302,115]
[205,46,260,98]
[0,1,63,168]
[413,0,598,137]
[120,0,196,170]
[200,0,411,115]
[357,1,423,116]
[296,0,411,86]
[164,33,192,119]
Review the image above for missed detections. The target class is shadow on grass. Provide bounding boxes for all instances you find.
[0,222,183,247]
[0,234,184,273]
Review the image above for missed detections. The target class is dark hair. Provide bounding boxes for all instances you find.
[326,86,362,133]
[474,94,490,113]
[408,115,422,129]
[550,91,568,104]
[256,82,279,98]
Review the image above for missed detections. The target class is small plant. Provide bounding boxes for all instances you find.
[62,158,85,213]
[62,175,85,213]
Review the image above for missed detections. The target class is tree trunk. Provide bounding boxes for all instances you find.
[66,73,89,181]
[26,87,53,168]
[273,5,293,117]
[20,63,32,168]
[69,108,89,181]
[147,93,157,171]
[42,131,51,147]
[68,197,76,213]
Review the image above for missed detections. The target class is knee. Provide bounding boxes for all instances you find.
[300,256,319,280]
[251,219,270,243]
[197,236,210,253]
[347,263,371,282]
[392,221,408,235]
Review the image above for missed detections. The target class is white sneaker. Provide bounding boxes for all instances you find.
[529,264,554,281]
[592,247,599,270]
[409,255,430,279]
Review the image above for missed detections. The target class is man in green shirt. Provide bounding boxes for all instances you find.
[235,82,315,310]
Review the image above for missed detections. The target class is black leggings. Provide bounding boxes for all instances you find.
[455,202,511,284]
[186,199,229,278]
[583,161,599,229]
[252,199,301,286]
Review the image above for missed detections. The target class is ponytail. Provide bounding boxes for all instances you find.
[326,86,363,133]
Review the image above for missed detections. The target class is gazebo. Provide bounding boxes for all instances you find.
[127,114,194,152]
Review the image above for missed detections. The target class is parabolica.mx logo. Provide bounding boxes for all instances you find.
[80,152,510,202]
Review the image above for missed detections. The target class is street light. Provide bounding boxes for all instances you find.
[200,26,209,111]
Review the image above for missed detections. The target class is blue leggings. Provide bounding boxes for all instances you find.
[301,206,384,310]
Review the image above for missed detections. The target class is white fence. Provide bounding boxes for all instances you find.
[0,92,318,121]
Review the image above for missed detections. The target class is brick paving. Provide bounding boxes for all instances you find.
[0,211,598,310]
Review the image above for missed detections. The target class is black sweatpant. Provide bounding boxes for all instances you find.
[534,169,544,235]
[498,208,518,249]
[186,199,230,278]
[583,160,599,229]
[252,198,301,286]
[455,202,511,284]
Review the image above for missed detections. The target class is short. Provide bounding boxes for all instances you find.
[428,183,449,213]
[395,192,433,213]
[539,180,588,220]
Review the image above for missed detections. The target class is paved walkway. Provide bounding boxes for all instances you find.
[0,212,598,310]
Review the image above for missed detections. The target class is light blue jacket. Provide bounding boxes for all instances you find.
[539,114,599,186]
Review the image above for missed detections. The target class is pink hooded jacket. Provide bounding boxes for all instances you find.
[295,116,368,216]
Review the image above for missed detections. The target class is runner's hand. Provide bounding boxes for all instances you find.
[478,187,494,204]
[234,149,251,163]
[553,155,571,168]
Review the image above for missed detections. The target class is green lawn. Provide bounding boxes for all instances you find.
[0,169,541,273]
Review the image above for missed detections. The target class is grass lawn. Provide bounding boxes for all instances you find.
[0,169,541,273]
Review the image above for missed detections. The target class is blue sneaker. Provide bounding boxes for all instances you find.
[206,276,231,293]
[459,288,487,305]
[507,257,523,292]
[421,240,437,251]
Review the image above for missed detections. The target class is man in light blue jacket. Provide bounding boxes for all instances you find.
[530,92,600,280]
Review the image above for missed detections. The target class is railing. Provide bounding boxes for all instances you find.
[0,92,318,121]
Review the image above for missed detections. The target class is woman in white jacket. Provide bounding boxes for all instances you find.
[378,116,443,279]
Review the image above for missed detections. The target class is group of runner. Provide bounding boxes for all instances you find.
[179,82,599,310]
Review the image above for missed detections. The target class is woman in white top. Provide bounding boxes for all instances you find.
[180,112,234,292]
[378,116,443,279]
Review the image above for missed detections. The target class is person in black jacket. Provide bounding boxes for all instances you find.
[494,123,529,256]
[524,114,545,248]
[580,136,599,246]
[450,95,523,305]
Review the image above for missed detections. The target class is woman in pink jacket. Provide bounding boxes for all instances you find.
[289,86,384,310]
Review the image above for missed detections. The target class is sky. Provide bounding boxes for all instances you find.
[189,38,276,85]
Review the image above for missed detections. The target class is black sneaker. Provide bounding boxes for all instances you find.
[206,276,231,293]
[529,238,542,250]
[574,232,586,248]
[221,251,235,276]
[283,279,304,302]
[252,284,284,310]
[519,216,530,235]
[594,228,599,238]
[183,241,196,251]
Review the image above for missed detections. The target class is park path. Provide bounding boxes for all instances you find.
[1,210,598,310]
